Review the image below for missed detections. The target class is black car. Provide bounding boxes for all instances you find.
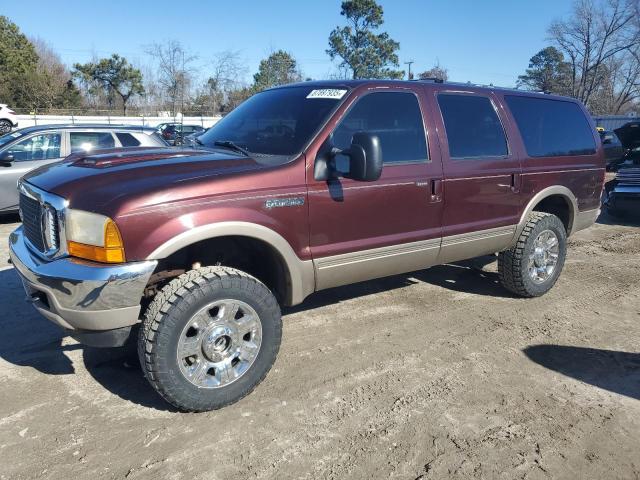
[603,121,640,216]
[158,123,205,146]
[599,129,626,171]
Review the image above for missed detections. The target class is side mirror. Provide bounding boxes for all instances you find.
[0,153,14,166]
[343,132,383,182]
[314,132,383,182]
[602,135,613,145]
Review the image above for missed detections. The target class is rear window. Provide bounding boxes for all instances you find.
[505,96,596,157]
[437,94,508,159]
[116,132,141,147]
[70,131,115,152]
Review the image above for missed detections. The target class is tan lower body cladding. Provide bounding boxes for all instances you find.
[314,225,516,291]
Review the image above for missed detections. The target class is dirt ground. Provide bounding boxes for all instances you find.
[0,211,639,480]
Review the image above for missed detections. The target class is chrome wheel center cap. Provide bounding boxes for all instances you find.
[202,326,235,362]
[533,247,547,267]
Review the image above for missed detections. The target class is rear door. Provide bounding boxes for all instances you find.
[428,87,522,262]
[307,87,444,290]
[0,132,64,211]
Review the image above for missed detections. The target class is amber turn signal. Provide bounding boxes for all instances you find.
[68,219,126,263]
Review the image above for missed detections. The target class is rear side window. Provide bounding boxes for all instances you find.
[332,91,428,163]
[70,132,115,152]
[116,132,141,147]
[437,94,508,159]
[505,96,596,157]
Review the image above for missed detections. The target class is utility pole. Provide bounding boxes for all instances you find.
[180,50,185,127]
[404,60,414,80]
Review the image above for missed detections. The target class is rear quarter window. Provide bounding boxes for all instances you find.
[115,132,141,147]
[505,96,596,157]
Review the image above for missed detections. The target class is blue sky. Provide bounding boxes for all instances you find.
[1,0,574,87]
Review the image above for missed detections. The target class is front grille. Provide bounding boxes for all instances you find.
[20,193,45,251]
[616,167,640,185]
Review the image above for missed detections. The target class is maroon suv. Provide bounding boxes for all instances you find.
[9,80,605,411]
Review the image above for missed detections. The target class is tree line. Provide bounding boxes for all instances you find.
[1,0,638,117]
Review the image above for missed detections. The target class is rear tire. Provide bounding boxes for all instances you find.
[0,119,12,134]
[138,266,282,412]
[498,212,567,297]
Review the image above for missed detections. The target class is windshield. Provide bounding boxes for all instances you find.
[198,86,348,159]
[0,131,23,148]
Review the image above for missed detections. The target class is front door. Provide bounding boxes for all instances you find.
[307,88,444,290]
[428,88,522,263]
[0,132,64,212]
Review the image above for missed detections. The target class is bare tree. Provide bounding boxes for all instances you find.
[24,37,82,111]
[146,40,197,115]
[205,50,247,113]
[418,61,449,82]
[548,0,640,110]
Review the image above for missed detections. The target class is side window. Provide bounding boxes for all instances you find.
[437,94,508,159]
[505,96,596,157]
[70,132,115,153]
[115,132,141,147]
[7,133,61,161]
[332,92,428,165]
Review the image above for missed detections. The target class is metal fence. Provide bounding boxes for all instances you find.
[15,113,222,129]
[593,115,639,131]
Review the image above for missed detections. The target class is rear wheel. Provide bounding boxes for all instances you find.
[498,212,567,297]
[0,119,12,134]
[138,266,281,412]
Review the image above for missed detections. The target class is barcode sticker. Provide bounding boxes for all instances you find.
[306,89,348,99]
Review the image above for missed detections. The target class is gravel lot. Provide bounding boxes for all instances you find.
[0,211,639,480]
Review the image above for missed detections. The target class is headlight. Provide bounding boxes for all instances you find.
[65,209,126,263]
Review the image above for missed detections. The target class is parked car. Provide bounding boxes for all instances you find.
[0,124,167,213]
[603,165,640,216]
[158,123,205,145]
[0,104,18,134]
[9,80,605,411]
[598,129,626,170]
[614,120,640,161]
[182,127,209,146]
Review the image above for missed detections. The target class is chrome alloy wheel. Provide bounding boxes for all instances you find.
[177,299,262,388]
[528,229,560,284]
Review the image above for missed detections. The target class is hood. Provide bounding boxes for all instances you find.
[614,121,640,150]
[23,146,280,216]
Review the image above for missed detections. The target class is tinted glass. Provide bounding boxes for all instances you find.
[199,86,346,158]
[70,132,116,152]
[0,130,23,148]
[7,133,61,161]
[438,94,508,159]
[116,132,141,147]
[505,96,596,157]
[333,92,427,164]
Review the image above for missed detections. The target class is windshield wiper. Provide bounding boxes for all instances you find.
[213,140,250,157]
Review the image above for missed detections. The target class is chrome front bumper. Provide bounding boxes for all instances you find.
[9,226,157,332]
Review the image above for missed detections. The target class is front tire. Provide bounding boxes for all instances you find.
[498,212,567,297]
[138,266,282,412]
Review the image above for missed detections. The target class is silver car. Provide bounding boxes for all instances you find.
[0,124,168,212]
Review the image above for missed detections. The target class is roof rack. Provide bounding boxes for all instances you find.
[412,77,444,84]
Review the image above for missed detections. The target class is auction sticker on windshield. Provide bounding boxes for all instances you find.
[306,89,348,99]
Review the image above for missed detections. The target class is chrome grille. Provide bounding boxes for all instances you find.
[19,193,46,251]
[18,182,63,256]
[616,167,640,185]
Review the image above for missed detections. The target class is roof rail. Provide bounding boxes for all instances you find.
[411,77,444,84]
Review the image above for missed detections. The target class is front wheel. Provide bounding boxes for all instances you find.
[138,266,282,412]
[498,212,567,297]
